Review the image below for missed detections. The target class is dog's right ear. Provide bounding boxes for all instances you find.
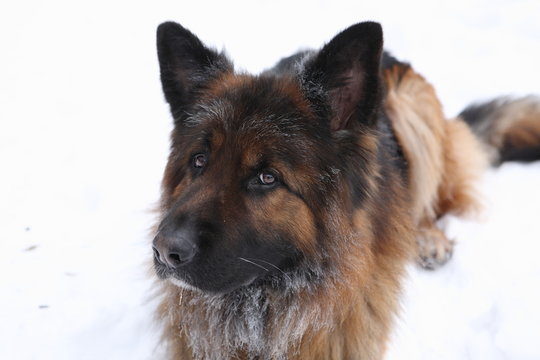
[300,22,383,131]
[157,22,232,122]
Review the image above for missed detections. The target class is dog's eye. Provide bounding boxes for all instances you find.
[247,170,280,191]
[193,154,207,168]
[258,171,276,185]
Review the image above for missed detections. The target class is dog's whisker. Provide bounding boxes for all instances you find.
[245,257,292,282]
[238,257,269,272]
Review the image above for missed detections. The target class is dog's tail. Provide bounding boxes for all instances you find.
[459,96,540,165]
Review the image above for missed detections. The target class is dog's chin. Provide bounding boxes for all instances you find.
[168,274,260,295]
[168,277,201,292]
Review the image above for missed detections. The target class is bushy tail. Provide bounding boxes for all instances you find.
[460,96,540,165]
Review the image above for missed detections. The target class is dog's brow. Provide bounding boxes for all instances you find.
[185,99,232,128]
[208,129,225,150]
[242,150,264,170]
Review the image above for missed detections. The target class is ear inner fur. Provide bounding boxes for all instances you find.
[301,22,383,131]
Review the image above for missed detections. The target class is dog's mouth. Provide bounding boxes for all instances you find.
[153,255,265,294]
[168,274,260,293]
[151,230,303,294]
[168,276,200,291]
[154,261,201,291]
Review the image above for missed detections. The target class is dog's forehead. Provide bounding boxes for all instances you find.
[194,74,314,131]
[201,110,307,169]
[176,74,330,170]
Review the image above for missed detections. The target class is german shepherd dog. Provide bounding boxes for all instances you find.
[152,21,540,359]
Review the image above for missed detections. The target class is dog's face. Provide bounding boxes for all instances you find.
[155,76,328,293]
[154,22,383,294]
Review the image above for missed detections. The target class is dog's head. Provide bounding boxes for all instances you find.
[153,22,383,294]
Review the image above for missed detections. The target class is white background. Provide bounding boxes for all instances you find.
[1,0,539,359]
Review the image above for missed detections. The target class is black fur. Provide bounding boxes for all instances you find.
[459,98,501,130]
[301,22,383,130]
[460,97,540,164]
[157,22,233,124]
[501,146,540,162]
[263,50,313,76]
[381,51,407,71]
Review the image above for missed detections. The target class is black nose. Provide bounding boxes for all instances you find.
[153,228,197,269]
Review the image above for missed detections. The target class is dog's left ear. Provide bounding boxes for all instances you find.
[302,22,383,131]
[157,22,232,123]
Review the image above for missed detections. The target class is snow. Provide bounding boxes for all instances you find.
[1,0,539,359]
[388,164,540,360]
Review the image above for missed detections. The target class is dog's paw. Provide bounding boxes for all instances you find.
[415,226,454,270]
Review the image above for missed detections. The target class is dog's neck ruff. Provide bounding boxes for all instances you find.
[168,266,339,360]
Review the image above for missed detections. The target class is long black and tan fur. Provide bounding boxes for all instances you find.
[151,21,540,359]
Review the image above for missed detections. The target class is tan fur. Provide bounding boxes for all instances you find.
[475,96,540,162]
[156,63,487,359]
[384,64,487,266]
[155,62,494,358]
[158,186,414,360]
[289,203,414,360]
[503,114,540,149]
[155,22,540,359]
[157,118,415,359]
[437,118,486,217]
[250,188,318,255]
[384,66,448,222]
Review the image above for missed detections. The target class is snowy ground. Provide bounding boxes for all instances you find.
[1,0,539,359]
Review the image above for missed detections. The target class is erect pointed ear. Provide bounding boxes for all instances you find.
[301,22,383,131]
[157,22,232,121]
